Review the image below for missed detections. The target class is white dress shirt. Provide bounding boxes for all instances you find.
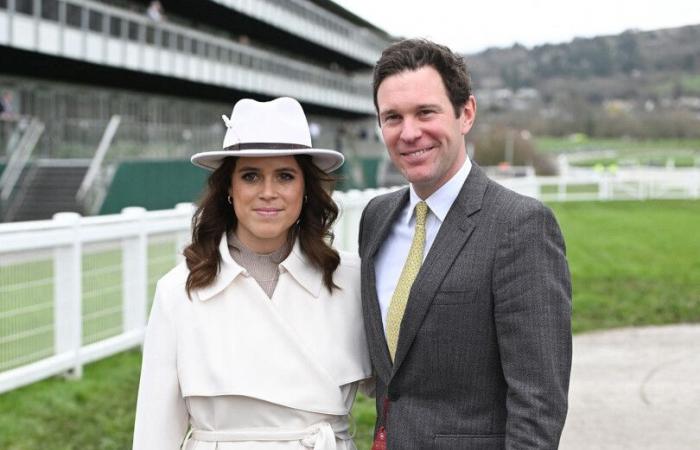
[374,158,472,330]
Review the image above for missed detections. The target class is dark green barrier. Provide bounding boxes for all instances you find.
[336,156,382,191]
[99,160,207,214]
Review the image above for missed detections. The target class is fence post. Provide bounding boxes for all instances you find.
[598,174,610,200]
[175,203,194,263]
[122,207,148,333]
[335,189,366,254]
[52,212,83,379]
[557,176,566,202]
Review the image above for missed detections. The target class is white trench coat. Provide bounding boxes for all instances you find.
[133,235,372,450]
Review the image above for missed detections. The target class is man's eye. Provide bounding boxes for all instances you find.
[418,109,435,117]
[382,115,399,124]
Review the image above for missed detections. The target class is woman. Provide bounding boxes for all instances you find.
[133,97,371,450]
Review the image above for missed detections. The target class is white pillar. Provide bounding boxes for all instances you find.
[121,207,147,333]
[175,202,195,263]
[52,212,83,379]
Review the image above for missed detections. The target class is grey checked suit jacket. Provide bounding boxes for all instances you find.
[358,163,572,450]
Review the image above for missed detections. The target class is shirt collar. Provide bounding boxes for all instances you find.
[403,157,472,225]
[195,233,321,301]
[279,240,323,298]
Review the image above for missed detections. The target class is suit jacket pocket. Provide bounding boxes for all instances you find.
[432,287,479,305]
[433,433,505,450]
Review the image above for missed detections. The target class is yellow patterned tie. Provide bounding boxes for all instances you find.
[386,201,429,362]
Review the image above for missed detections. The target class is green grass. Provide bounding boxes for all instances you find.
[1,200,699,448]
[550,200,700,332]
[534,136,700,154]
[0,350,141,450]
[540,183,601,195]
[570,155,697,168]
[682,74,700,92]
[653,74,700,97]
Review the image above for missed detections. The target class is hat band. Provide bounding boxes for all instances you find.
[225,142,312,151]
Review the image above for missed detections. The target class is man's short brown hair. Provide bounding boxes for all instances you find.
[373,38,472,118]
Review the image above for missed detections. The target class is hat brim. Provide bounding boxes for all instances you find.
[190,148,345,173]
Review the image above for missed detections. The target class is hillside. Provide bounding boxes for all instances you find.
[466,24,700,139]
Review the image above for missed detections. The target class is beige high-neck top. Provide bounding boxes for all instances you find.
[227,231,292,298]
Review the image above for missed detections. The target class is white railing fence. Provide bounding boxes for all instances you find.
[496,167,700,202]
[1,168,699,394]
[0,188,396,394]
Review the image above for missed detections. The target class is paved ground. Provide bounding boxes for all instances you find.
[560,324,700,449]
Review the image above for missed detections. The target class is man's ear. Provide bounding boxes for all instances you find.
[460,95,477,134]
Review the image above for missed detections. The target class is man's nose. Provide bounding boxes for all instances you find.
[399,118,421,142]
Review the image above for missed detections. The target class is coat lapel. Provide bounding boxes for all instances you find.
[392,164,489,373]
[362,188,409,384]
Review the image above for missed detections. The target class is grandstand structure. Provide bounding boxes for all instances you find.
[0,0,393,222]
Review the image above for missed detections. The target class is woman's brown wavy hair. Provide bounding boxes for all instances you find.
[183,155,340,298]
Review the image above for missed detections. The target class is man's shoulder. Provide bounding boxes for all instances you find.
[479,178,550,222]
[363,186,407,215]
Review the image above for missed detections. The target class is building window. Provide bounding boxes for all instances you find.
[15,0,33,15]
[66,4,82,28]
[41,0,59,21]
[128,21,139,42]
[109,17,122,38]
[176,34,185,52]
[145,26,155,45]
[161,30,170,49]
[88,11,103,32]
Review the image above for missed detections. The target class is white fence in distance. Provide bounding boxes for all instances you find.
[1,168,699,394]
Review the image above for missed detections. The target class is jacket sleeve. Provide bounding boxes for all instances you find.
[493,201,572,449]
[133,282,189,450]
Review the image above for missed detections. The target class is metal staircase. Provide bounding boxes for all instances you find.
[3,160,89,222]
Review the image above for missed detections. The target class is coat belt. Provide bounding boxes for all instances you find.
[182,418,350,450]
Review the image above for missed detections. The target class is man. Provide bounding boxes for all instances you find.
[359,39,572,449]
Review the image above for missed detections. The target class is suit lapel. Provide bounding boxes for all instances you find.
[392,164,490,372]
[362,188,409,384]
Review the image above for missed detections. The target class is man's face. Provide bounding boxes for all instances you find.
[376,66,476,199]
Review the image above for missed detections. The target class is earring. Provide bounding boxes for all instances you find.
[303,194,308,204]
[227,195,232,205]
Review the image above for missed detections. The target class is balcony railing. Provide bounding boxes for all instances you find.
[0,0,374,113]
[211,0,389,65]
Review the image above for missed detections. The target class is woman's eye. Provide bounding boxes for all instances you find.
[278,172,295,181]
[241,172,258,182]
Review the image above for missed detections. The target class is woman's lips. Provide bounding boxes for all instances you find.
[254,208,282,217]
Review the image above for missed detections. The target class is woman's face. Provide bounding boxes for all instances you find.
[229,156,305,253]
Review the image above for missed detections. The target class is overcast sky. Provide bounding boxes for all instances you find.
[333,0,700,54]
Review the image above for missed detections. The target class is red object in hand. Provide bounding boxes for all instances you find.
[371,426,387,450]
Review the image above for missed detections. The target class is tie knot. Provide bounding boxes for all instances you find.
[415,201,428,227]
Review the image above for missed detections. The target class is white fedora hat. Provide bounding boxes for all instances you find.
[191,97,344,172]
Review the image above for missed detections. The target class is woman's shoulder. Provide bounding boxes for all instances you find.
[155,260,189,296]
[336,250,360,271]
[331,250,360,289]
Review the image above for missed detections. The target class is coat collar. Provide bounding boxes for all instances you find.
[194,234,322,301]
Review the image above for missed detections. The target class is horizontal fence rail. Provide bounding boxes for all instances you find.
[1,168,699,393]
